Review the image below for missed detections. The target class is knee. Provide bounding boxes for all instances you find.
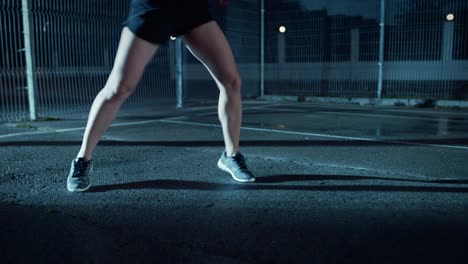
[222,75,242,96]
[103,78,137,101]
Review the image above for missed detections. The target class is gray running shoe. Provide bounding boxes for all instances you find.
[217,151,255,183]
[67,157,93,192]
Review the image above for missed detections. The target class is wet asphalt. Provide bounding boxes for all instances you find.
[1,100,468,264]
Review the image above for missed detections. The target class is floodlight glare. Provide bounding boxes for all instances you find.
[279,26,286,33]
[447,14,454,21]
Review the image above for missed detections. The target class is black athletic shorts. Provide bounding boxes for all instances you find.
[123,0,214,44]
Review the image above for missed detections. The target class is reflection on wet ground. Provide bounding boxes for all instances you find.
[219,104,468,142]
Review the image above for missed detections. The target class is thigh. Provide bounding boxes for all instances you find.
[110,27,160,87]
[182,21,240,85]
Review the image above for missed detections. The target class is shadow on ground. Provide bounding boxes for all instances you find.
[88,176,468,194]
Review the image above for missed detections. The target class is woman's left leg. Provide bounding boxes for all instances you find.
[183,21,255,182]
[183,21,241,156]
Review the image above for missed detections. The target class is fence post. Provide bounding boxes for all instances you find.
[351,28,360,63]
[442,21,454,62]
[377,0,386,101]
[21,0,38,120]
[260,0,265,97]
[175,38,183,108]
[278,32,285,64]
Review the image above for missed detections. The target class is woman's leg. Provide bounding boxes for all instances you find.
[183,21,254,182]
[77,28,159,160]
[183,21,242,157]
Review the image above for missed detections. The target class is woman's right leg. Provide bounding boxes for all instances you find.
[77,27,159,160]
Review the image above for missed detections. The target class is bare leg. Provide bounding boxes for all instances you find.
[183,21,242,156]
[77,28,159,160]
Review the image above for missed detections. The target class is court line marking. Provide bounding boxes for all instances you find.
[262,104,468,121]
[279,103,468,116]
[256,154,432,180]
[0,130,51,139]
[1,108,467,150]
[159,119,377,141]
[197,107,305,116]
[195,104,285,116]
[0,119,170,139]
[313,111,468,122]
[158,119,468,151]
[254,107,306,113]
[259,106,455,122]
[0,114,195,139]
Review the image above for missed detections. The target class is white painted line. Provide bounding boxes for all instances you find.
[164,116,188,120]
[55,119,167,133]
[0,104,277,139]
[0,130,51,139]
[282,103,468,116]
[195,111,220,116]
[384,108,468,116]
[158,119,468,151]
[195,104,283,116]
[257,107,306,113]
[159,119,223,129]
[281,103,371,111]
[261,155,430,180]
[55,127,86,133]
[2,108,467,151]
[315,111,462,122]
[383,140,468,150]
[0,118,180,139]
[159,120,378,141]
[109,120,164,127]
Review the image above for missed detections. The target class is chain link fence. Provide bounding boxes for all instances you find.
[1,0,468,122]
[1,0,175,122]
[264,0,468,100]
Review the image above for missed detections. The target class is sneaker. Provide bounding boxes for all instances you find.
[67,157,93,192]
[217,151,255,183]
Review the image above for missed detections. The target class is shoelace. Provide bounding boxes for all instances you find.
[231,154,248,171]
[73,159,91,178]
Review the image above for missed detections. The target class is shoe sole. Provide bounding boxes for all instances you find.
[67,183,91,192]
[217,160,255,183]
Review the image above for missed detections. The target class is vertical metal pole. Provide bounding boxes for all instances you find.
[442,21,454,62]
[22,0,38,120]
[351,28,360,64]
[175,38,183,108]
[260,0,265,97]
[278,32,285,64]
[377,0,386,101]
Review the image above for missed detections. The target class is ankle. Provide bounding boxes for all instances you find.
[76,155,92,162]
[225,150,239,157]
